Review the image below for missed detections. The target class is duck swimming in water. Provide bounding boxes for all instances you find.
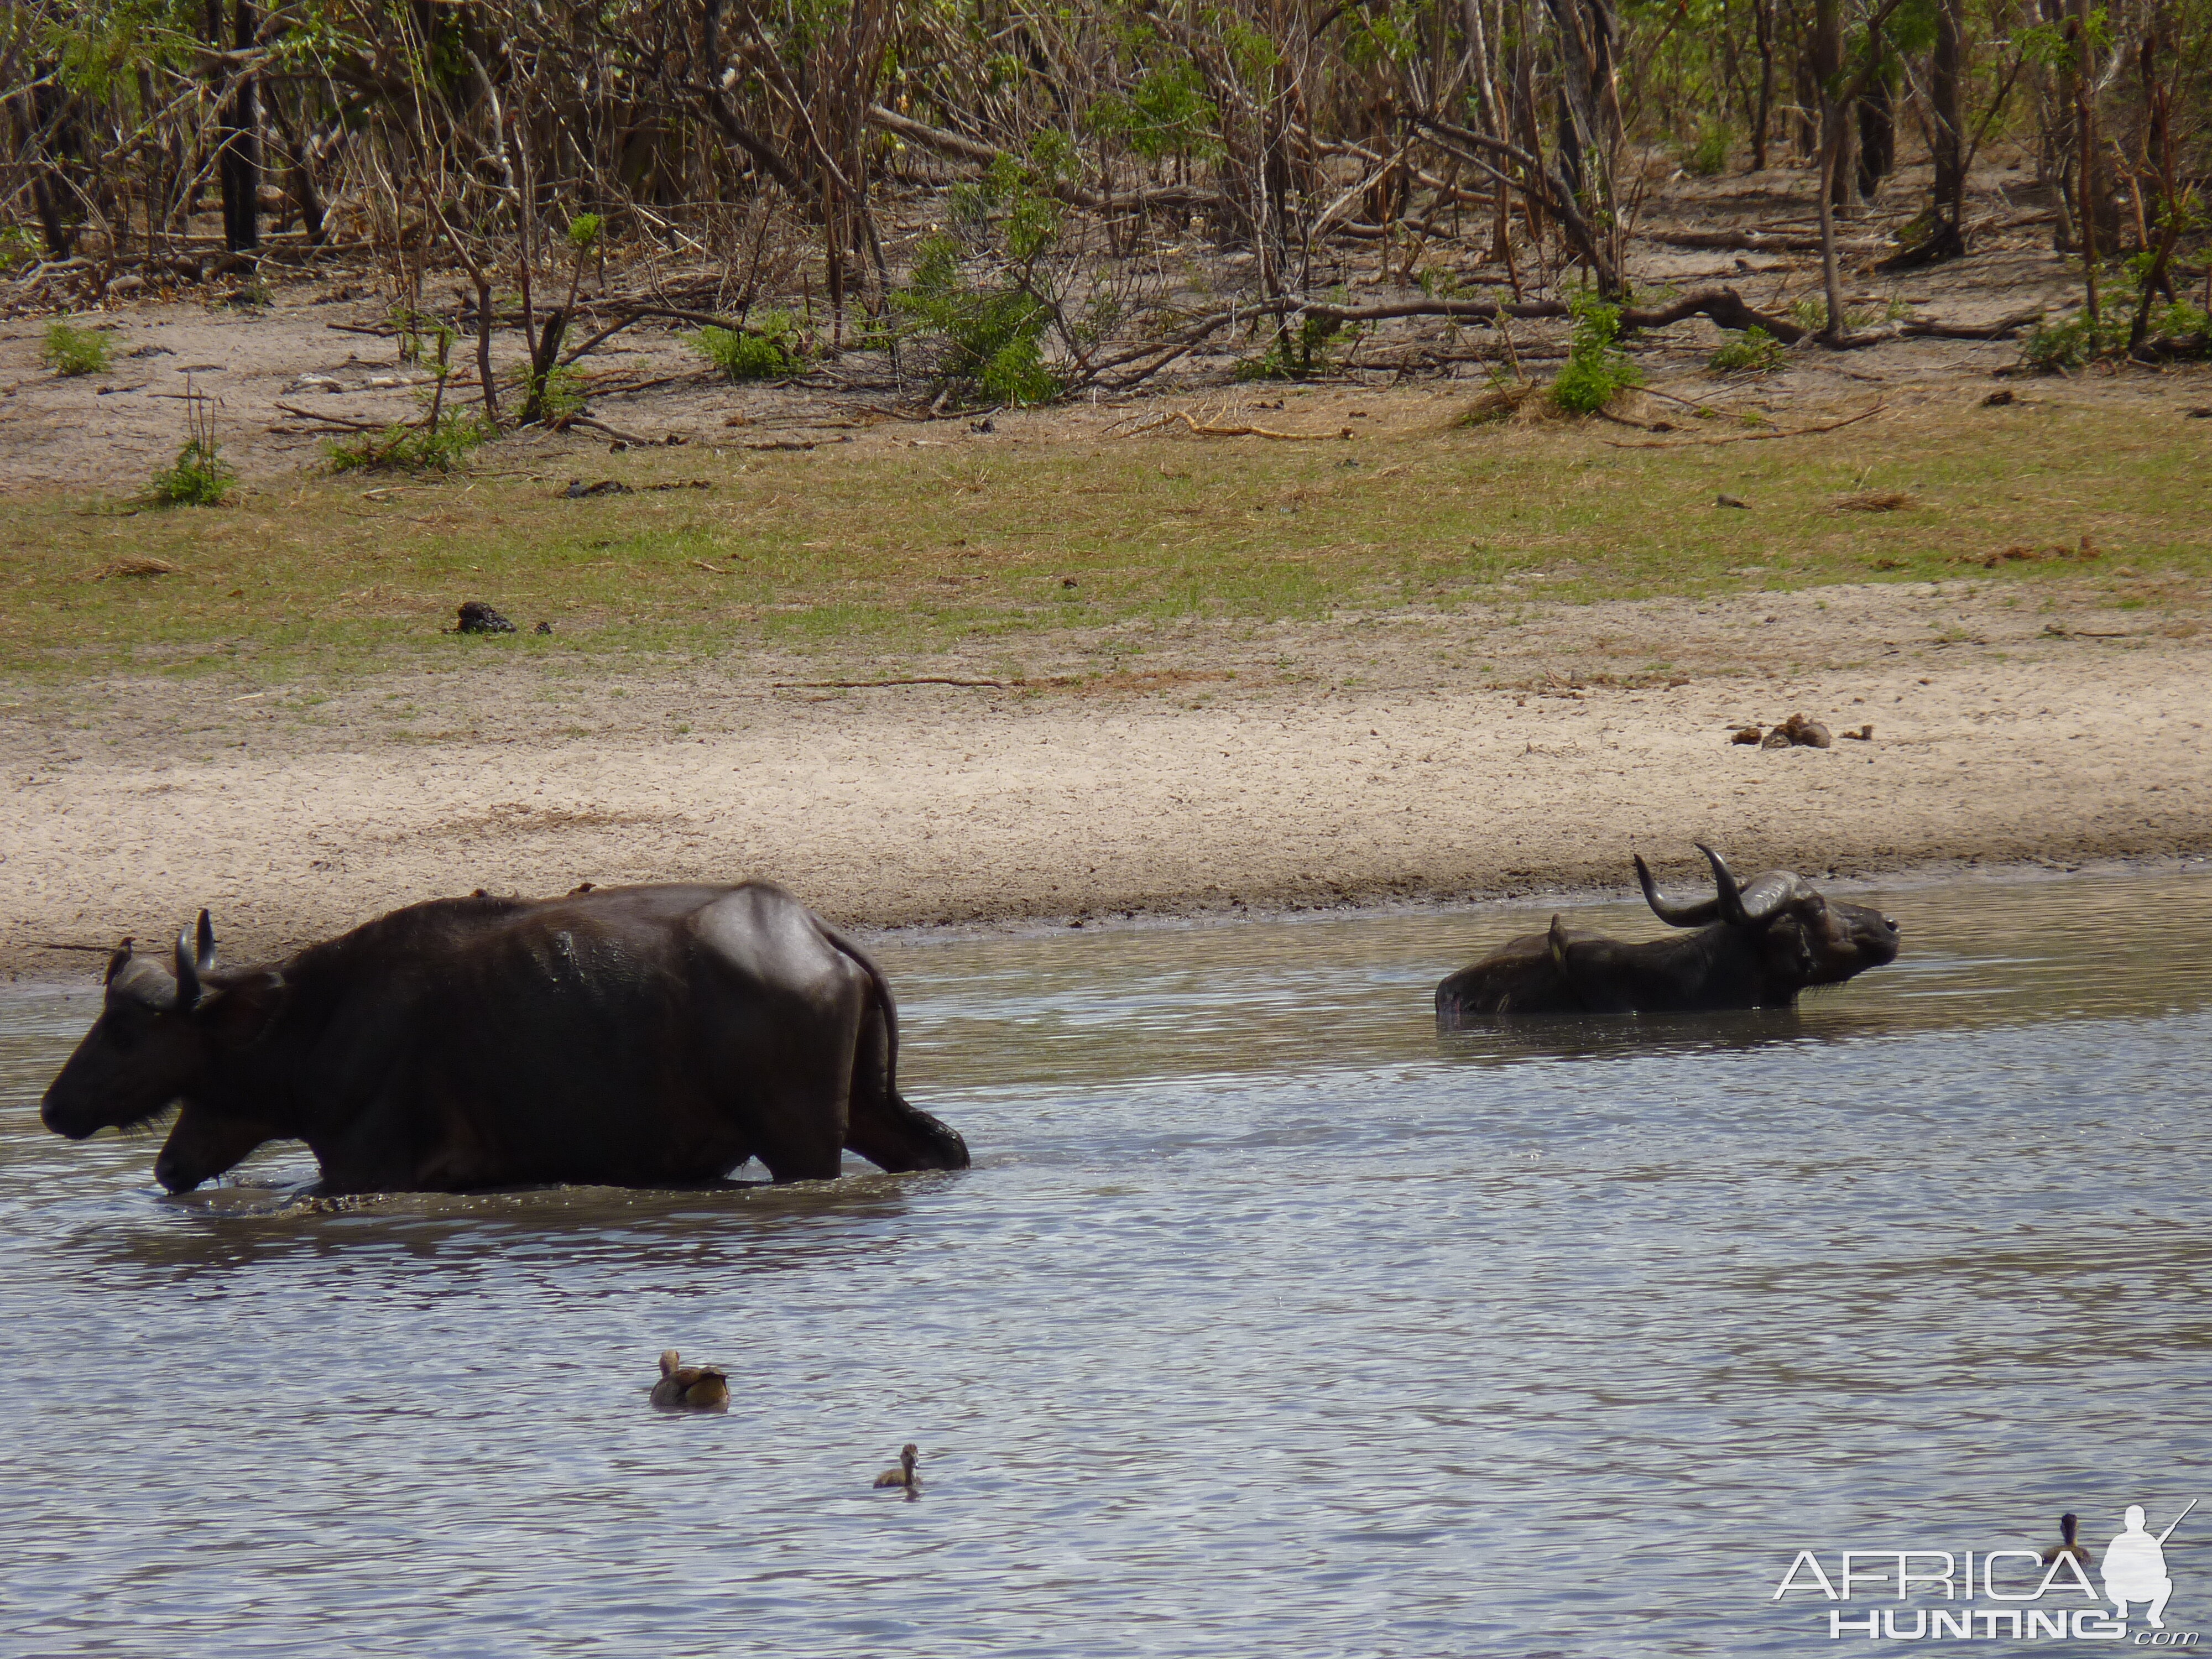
[873,1443,920,1490]
[650,1349,729,1412]
[2042,1512,2091,1564]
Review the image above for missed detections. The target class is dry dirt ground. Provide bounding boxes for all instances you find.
[5,575,2206,977]
[3,161,2208,975]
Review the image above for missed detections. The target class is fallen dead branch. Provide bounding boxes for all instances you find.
[1601,403,1886,448]
[273,401,392,431]
[1112,406,1354,440]
[775,676,1021,690]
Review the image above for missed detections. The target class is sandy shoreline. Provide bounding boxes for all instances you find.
[6,578,2206,980]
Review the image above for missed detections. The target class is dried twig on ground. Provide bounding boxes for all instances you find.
[1601,403,1886,448]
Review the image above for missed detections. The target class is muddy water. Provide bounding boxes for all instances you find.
[3,868,2209,1656]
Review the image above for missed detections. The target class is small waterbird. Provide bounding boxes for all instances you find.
[2042,1512,2091,1564]
[873,1443,920,1491]
[650,1349,729,1412]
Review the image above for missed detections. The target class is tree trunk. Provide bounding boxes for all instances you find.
[1930,0,1964,231]
[1809,0,1854,213]
[1751,0,1774,170]
[1855,55,1895,200]
[210,0,259,252]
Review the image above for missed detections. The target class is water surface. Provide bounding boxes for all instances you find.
[3,867,2209,1655]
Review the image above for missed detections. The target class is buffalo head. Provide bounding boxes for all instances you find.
[1634,844,1898,990]
[40,914,282,1144]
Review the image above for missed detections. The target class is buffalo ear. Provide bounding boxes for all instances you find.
[200,971,286,1048]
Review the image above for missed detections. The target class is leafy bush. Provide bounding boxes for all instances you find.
[2021,311,2120,372]
[507,359,587,421]
[150,441,233,505]
[0,226,43,272]
[1684,121,1733,178]
[691,310,804,380]
[1551,293,1644,412]
[1237,311,1356,381]
[326,411,492,473]
[892,155,1064,406]
[149,384,233,505]
[1087,62,1222,161]
[43,320,113,377]
[1708,325,1786,374]
[2021,253,2212,370]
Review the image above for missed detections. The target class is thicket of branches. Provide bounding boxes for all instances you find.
[7,0,2211,403]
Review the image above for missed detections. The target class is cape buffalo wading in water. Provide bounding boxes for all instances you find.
[42,883,970,1193]
[1434,846,1899,1025]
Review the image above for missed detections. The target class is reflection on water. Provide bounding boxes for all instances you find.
[2,867,2208,1656]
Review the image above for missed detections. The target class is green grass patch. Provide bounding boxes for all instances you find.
[43,321,114,377]
[1,393,2202,684]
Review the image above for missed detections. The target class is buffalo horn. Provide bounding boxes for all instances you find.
[103,938,134,987]
[194,909,216,971]
[1635,853,1721,927]
[174,925,202,1011]
[1698,844,1750,927]
[1700,844,1814,925]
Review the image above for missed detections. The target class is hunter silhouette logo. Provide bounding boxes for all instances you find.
[1772,1499,2198,1642]
[2105,1501,2194,1629]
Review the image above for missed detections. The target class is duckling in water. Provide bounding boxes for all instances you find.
[873,1443,920,1491]
[2042,1512,2092,1564]
[650,1349,729,1412]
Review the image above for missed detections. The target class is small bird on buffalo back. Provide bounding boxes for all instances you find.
[650,1349,729,1412]
[2042,1511,2091,1564]
[874,1443,920,1491]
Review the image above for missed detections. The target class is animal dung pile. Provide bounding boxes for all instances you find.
[1733,713,1870,749]
[1833,489,1916,512]
[91,557,184,580]
[451,601,516,634]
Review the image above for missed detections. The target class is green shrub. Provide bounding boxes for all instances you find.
[150,440,234,505]
[894,231,1060,406]
[149,385,233,505]
[1237,311,1357,381]
[326,411,492,474]
[0,226,42,272]
[2021,312,2116,372]
[507,360,588,421]
[1685,121,1733,177]
[2021,254,2212,370]
[43,321,113,377]
[691,311,804,381]
[1708,325,1786,374]
[1086,62,1223,161]
[1551,293,1644,412]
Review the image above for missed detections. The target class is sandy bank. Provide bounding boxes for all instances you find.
[4,580,2206,977]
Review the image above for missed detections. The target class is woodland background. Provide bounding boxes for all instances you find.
[6,0,2209,415]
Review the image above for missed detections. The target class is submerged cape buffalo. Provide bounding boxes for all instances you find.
[1435,846,1898,1024]
[42,883,971,1193]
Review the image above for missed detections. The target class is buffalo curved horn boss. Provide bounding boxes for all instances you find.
[1635,853,1721,928]
[1699,844,1815,924]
